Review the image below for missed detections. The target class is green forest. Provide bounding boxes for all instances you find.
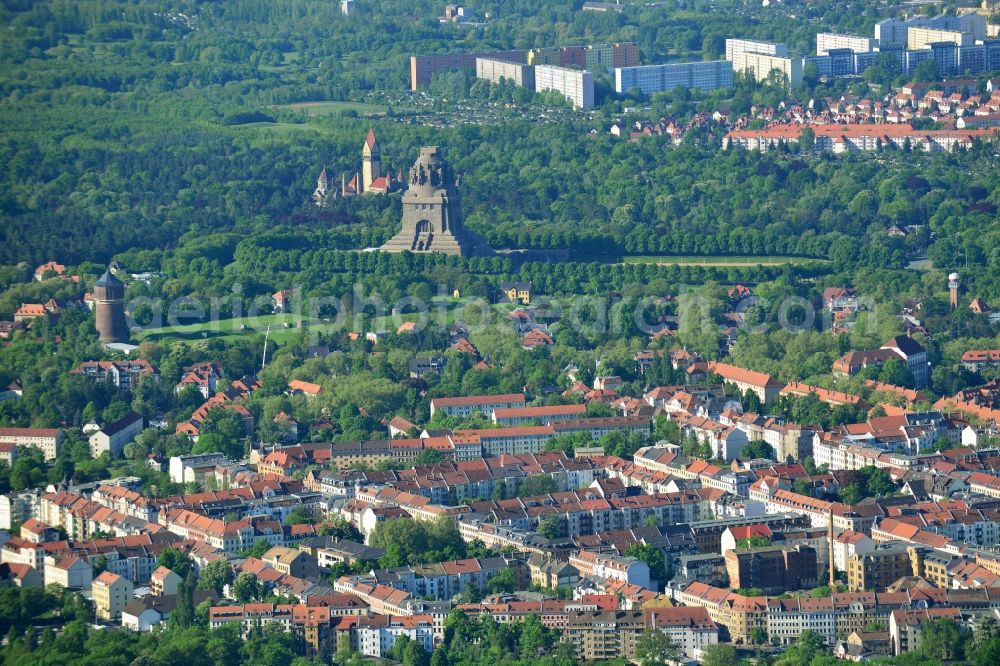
[1,0,997,300]
[1,0,1000,502]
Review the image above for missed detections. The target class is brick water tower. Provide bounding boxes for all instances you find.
[94,269,129,343]
[949,272,960,310]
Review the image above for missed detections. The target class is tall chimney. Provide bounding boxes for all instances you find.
[828,508,835,587]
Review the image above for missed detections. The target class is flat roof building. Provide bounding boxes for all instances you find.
[615,61,733,95]
[476,58,535,88]
[725,38,788,61]
[535,65,595,110]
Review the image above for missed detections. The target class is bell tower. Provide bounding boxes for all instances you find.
[362,128,381,193]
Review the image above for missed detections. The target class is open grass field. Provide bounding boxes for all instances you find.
[621,255,829,267]
[273,100,391,116]
[134,299,472,345]
[229,121,322,134]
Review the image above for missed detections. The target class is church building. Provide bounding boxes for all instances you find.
[312,129,401,205]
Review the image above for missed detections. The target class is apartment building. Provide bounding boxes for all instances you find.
[89,412,143,458]
[767,597,837,645]
[889,607,962,655]
[409,51,524,90]
[847,543,924,592]
[93,570,135,621]
[907,27,973,50]
[429,393,525,418]
[724,544,818,594]
[833,530,877,572]
[159,509,284,555]
[534,65,595,110]
[357,614,435,658]
[875,13,986,48]
[961,349,1000,372]
[816,33,878,55]
[71,360,158,389]
[529,555,581,589]
[455,426,554,456]
[45,555,93,590]
[569,550,651,589]
[0,490,39,530]
[564,610,647,661]
[150,566,182,596]
[363,556,525,601]
[614,60,733,95]
[492,403,586,426]
[730,50,804,89]
[725,39,788,61]
[0,427,64,460]
[707,362,782,404]
[724,124,1000,154]
[526,42,639,70]
[169,452,227,484]
[552,416,651,441]
[264,546,315,579]
[475,58,535,88]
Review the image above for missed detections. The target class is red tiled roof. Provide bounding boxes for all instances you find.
[708,362,779,388]
[288,379,323,395]
[431,393,525,408]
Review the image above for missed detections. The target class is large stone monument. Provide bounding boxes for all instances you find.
[380,146,491,256]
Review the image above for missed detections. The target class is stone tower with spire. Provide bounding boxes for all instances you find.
[362,128,381,193]
[93,269,129,344]
[380,146,492,256]
[312,167,330,206]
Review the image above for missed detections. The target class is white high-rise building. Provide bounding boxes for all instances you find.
[730,51,803,89]
[816,33,878,55]
[725,38,788,61]
[534,65,595,110]
[875,13,986,48]
[615,61,733,95]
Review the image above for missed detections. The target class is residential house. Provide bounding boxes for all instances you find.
[34,261,66,281]
[498,282,532,305]
[288,380,323,399]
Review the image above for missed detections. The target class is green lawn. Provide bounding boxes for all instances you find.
[621,255,829,266]
[134,299,471,345]
[273,100,391,117]
[229,121,322,133]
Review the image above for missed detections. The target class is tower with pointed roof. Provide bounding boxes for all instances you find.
[362,128,381,193]
[94,269,129,344]
[312,167,330,207]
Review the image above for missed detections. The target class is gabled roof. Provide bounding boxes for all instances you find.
[94,570,124,586]
[882,335,925,357]
[707,362,779,389]
[288,379,323,396]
